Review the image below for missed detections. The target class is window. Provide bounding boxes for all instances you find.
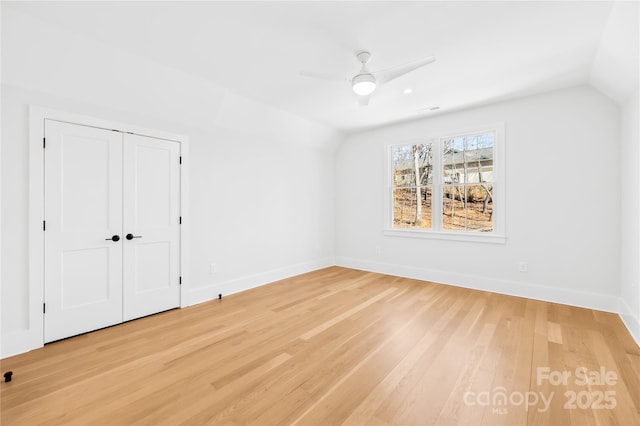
[442,133,494,232]
[386,125,505,243]
[391,143,434,229]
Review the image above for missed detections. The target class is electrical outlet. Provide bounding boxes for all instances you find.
[210,263,217,274]
[518,262,528,273]
[375,245,382,255]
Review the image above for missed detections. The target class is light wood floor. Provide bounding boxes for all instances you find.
[1,267,639,425]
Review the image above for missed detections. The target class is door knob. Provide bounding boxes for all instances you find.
[126,233,142,240]
[105,235,120,242]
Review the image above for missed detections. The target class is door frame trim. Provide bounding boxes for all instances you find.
[28,105,190,351]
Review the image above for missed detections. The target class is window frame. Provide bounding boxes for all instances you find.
[384,123,506,244]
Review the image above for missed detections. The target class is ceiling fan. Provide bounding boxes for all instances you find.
[300,51,436,106]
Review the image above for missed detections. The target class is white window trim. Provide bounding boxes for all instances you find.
[384,123,506,244]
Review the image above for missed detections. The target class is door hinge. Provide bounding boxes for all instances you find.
[43,220,46,231]
[43,137,46,149]
[179,276,182,285]
[179,156,182,164]
[179,216,182,224]
[43,303,46,314]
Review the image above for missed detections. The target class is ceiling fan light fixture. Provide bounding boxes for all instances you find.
[352,73,377,96]
[300,50,435,106]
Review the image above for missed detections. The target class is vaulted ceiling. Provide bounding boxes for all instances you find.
[5,1,638,133]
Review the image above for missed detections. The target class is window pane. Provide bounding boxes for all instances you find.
[442,184,493,232]
[444,133,494,185]
[442,185,467,230]
[466,184,493,232]
[466,133,494,184]
[392,144,432,187]
[393,187,431,229]
[442,138,463,184]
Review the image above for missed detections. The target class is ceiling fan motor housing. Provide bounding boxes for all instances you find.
[352,51,376,95]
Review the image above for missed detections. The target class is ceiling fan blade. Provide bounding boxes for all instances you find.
[375,56,436,84]
[357,94,371,106]
[299,70,348,82]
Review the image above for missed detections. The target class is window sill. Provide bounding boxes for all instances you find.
[383,228,507,244]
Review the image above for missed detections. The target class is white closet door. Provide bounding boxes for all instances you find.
[44,121,124,343]
[122,134,181,321]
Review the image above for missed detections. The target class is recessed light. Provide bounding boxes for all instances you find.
[403,88,413,94]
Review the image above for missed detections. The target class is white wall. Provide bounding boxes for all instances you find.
[620,88,640,343]
[336,86,622,312]
[1,8,341,357]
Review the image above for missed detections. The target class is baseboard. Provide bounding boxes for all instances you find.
[1,329,44,359]
[619,298,640,348]
[335,257,620,313]
[182,257,336,307]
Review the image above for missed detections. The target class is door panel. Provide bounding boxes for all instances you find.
[135,144,172,228]
[133,242,171,292]
[123,134,180,321]
[44,120,123,343]
[61,247,111,308]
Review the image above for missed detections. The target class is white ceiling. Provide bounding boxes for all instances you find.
[5,1,639,133]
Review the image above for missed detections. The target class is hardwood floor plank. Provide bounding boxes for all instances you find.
[300,286,397,341]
